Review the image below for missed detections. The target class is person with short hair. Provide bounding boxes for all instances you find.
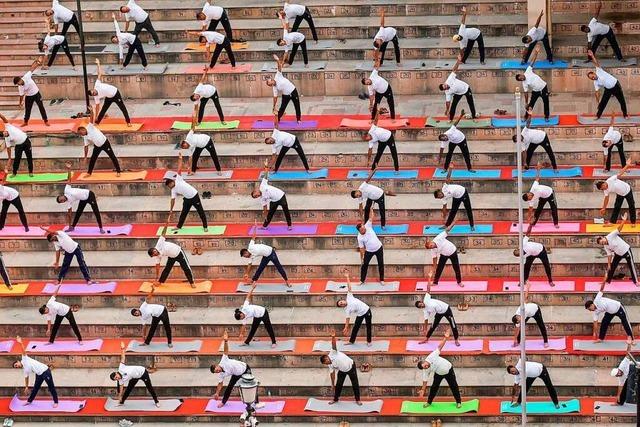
[91,59,131,125]
[268,54,301,122]
[148,215,195,288]
[38,27,75,69]
[110,341,159,407]
[131,284,173,347]
[320,332,362,405]
[350,168,395,228]
[580,1,624,61]
[452,6,484,64]
[415,271,460,345]
[597,213,637,285]
[276,15,308,67]
[180,105,222,174]
[587,50,628,119]
[515,47,550,120]
[280,2,317,42]
[14,59,49,127]
[211,330,259,407]
[426,222,463,287]
[366,107,398,172]
[38,284,82,344]
[0,181,29,232]
[507,358,559,408]
[165,153,208,230]
[120,0,160,45]
[234,283,277,347]
[596,160,635,225]
[111,13,147,69]
[336,276,373,345]
[513,230,554,287]
[240,223,289,286]
[41,227,92,285]
[521,10,553,64]
[266,113,309,172]
[191,67,225,124]
[0,112,34,178]
[510,281,549,348]
[521,163,558,228]
[13,336,58,408]
[76,106,122,177]
[372,10,400,66]
[356,211,384,285]
[602,112,625,172]
[439,55,476,121]
[512,110,557,170]
[434,165,474,229]
[437,110,473,171]
[56,169,104,233]
[45,0,79,36]
[417,330,461,408]
[610,339,634,405]
[362,56,395,120]
[585,280,634,342]
[191,30,236,69]
[252,161,292,229]
[197,2,234,41]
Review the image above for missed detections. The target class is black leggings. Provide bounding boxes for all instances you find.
[519,366,558,405]
[606,250,638,284]
[287,39,308,65]
[0,196,28,230]
[88,140,121,174]
[197,93,225,123]
[600,306,634,340]
[49,311,82,343]
[71,191,103,229]
[244,310,276,344]
[334,364,360,402]
[611,191,636,224]
[159,250,194,284]
[60,14,80,36]
[443,139,472,171]
[96,91,130,124]
[360,247,384,284]
[446,191,474,227]
[48,39,75,67]
[524,248,553,283]
[428,368,461,404]
[177,194,208,229]
[278,89,301,122]
[12,138,33,176]
[222,366,259,404]
[597,82,627,119]
[350,309,372,343]
[532,193,558,226]
[24,93,48,123]
[618,378,629,405]
[434,253,462,284]
[123,38,147,67]
[207,10,233,41]
[525,135,557,169]
[145,307,172,344]
[121,370,158,404]
[0,253,10,287]
[291,8,317,41]
[264,195,292,227]
[591,28,623,61]
[209,38,236,68]
[378,35,400,65]
[426,307,459,340]
[372,85,395,119]
[133,16,160,45]
[516,307,548,343]
[371,135,399,171]
[523,34,553,63]
[449,88,476,120]
[191,138,221,172]
[274,138,309,172]
[252,250,288,281]
[461,34,484,63]
[364,196,386,227]
[605,141,626,171]
[528,85,550,119]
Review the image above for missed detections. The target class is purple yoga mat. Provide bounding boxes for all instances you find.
[406,339,483,353]
[0,226,44,237]
[26,339,103,352]
[488,337,566,352]
[9,395,86,413]
[0,340,14,352]
[250,224,318,235]
[205,400,285,414]
[503,280,575,292]
[252,120,318,130]
[66,224,132,237]
[42,282,117,294]
[586,281,640,293]
[415,281,488,292]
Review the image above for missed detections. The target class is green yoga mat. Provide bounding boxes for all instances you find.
[171,120,240,130]
[425,117,491,129]
[6,173,68,183]
[500,399,580,414]
[401,399,480,414]
[158,225,227,236]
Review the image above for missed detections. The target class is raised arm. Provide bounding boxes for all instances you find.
[372,107,380,125]
[617,212,628,232]
[451,54,463,73]
[610,111,616,126]
[95,59,103,80]
[273,54,283,72]
[587,50,600,69]
[16,335,27,357]
[525,108,533,127]
[0,113,7,124]
[453,109,465,126]
[618,157,635,178]
[331,331,337,350]
[191,104,198,130]
[595,0,602,19]
[200,66,210,84]
[177,152,184,176]
[534,10,544,28]
[119,340,126,364]
[530,45,540,65]
[445,165,454,183]
[30,58,43,73]
[535,162,542,180]
[160,212,172,237]
[246,282,256,304]
[437,329,450,351]
[365,167,377,183]
[460,6,467,25]
[380,9,385,27]
[345,274,352,293]
[222,329,229,354]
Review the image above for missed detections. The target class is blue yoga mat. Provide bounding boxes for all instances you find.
[500,59,568,70]
[347,170,418,180]
[423,224,493,235]
[433,168,501,179]
[492,116,559,128]
[514,166,583,178]
[266,169,329,180]
[500,399,580,414]
[335,224,409,235]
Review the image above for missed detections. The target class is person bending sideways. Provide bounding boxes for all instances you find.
[372,10,400,66]
[417,331,462,408]
[510,281,549,348]
[521,163,559,228]
[610,338,634,405]
[131,284,173,347]
[13,336,58,408]
[513,231,555,287]
[507,358,559,409]
[280,2,318,42]
[515,47,550,120]
[595,159,635,225]
[39,284,82,345]
[42,227,93,285]
[439,55,477,121]
[336,275,373,346]
[0,182,29,232]
[267,54,302,123]
[76,106,122,177]
[251,161,292,229]
[434,165,475,229]
[110,341,159,407]
[57,168,105,233]
[602,112,625,172]
[598,213,638,286]
[585,280,635,343]
[356,211,385,285]
[416,271,460,345]
[320,332,362,405]
[14,59,49,127]
[366,108,399,172]
[45,0,79,36]
[513,110,557,170]
[587,50,628,119]
[521,10,553,64]
[180,104,222,174]
[453,6,484,64]
[148,214,196,288]
[350,168,396,228]
[266,112,310,173]
[234,283,277,347]
[580,1,624,61]
[240,222,290,286]
[362,56,395,120]
[426,221,463,287]
[437,110,474,172]
[164,153,209,230]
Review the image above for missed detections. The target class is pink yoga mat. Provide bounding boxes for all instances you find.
[205,400,285,414]
[26,339,103,352]
[406,339,484,353]
[251,224,318,235]
[0,226,44,237]
[503,280,575,292]
[9,395,86,413]
[488,337,566,352]
[42,282,117,294]
[185,63,252,74]
[0,340,14,352]
[66,225,132,237]
[415,281,488,292]
[509,222,580,233]
[586,281,640,293]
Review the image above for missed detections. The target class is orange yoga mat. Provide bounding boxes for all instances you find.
[96,122,143,132]
[139,281,213,294]
[77,171,147,181]
[185,42,249,51]
[9,121,77,133]
[184,63,253,74]
[339,118,410,129]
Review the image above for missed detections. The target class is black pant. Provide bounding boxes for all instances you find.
[291,8,318,42]
[0,196,28,230]
[245,310,276,344]
[133,16,160,45]
[49,311,82,343]
[528,86,550,119]
[207,10,233,41]
[58,246,91,282]
[334,364,360,402]
[364,196,386,227]
[523,248,553,283]
[618,378,629,404]
[72,191,103,229]
[605,141,626,171]
[445,191,474,227]
[177,194,208,229]
[278,89,301,122]
[461,34,484,63]
[159,250,194,284]
[371,135,399,171]
[121,370,158,404]
[519,366,558,405]
[360,247,384,284]
[197,93,225,123]
[48,39,75,67]
[88,140,121,174]
[525,136,557,169]
[378,35,400,65]
[209,38,236,68]
[597,82,628,119]
[264,195,292,227]
[591,28,623,61]
[434,253,462,284]
[274,138,309,171]
[60,14,80,36]
[0,253,10,287]
[145,307,172,344]
[443,139,472,171]
[24,92,48,123]
[191,138,221,172]
[287,39,308,65]
[449,88,476,120]
[96,90,130,124]
[12,138,33,176]
[600,306,634,339]
[606,250,638,284]
[123,38,147,67]
[611,191,636,224]
[28,368,57,404]
[222,366,258,404]
[516,307,548,343]
[426,307,459,340]
[523,33,553,63]
[372,85,395,119]
[252,250,288,281]
[428,367,461,404]
[532,194,559,226]
[349,310,373,343]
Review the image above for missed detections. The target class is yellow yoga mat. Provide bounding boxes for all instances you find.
[96,123,143,132]
[0,283,28,295]
[139,281,212,294]
[586,224,640,233]
[77,171,148,181]
[185,42,248,51]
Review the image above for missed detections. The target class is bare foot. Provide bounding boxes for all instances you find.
[328,400,337,405]
[355,401,363,406]
[155,402,160,408]
[99,228,105,234]
[455,340,460,346]
[116,172,121,177]
[544,342,549,348]
[20,121,28,127]
[271,343,277,348]
[549,282,555,287]
[168,343,173,348]
[53,402,58,408]
[126,123,132,127]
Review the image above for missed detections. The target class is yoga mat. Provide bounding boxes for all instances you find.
[503,280,575,292]
[515,166,583,178]
[252,120,318,130]
[96,122,143,132]
[105,63,167,75]
[415,281,488,292]
[574,339,640,352]
[500,59,568,69]
[406,339,484,353]
[6,173,68,183]
[425,117,492,129]
[127,340,202,353]
[347,170,418,180]
[26,339,103,352]
[593,168,640,177]
[77,171,147,181]
[185,41,249,51]
[42,282,117,294]
[325,281,400,292]
[0,283,28,294]
[305,398,383,413]
[261,61,326,71]
[171,120,240,130]
[312,340,389,352]
[205,400,285,414]
[586,223,640,233]
[104,44,168,54]
[423,224,493,235]
[266,169,328,180]
[335,224,409,235]
[269,40,334,50]
[10,395,86,413]
[66,225,133,237]
[236,282,311,293]
[488,337,566,352]
[185,63,252,74]
[161,226,227,236]
[585,281,640,292]
[17,122,77,133]
[355,60,425,71]
[0,340,14,352]
[223,340,296,352]
[250,224,319,235]
[570,58,637,68]
[578,115,640,125]
[492,116,559,128]
[509,222,580,233]
[433,168,501,179]
[105,398,183,412]
[138,281,212,294]
[500,399,580,414]
[401,399,480,414]
[0,226,44,237]
[339,118,409,129]
[182,170,233,180]
[594,401,636,414]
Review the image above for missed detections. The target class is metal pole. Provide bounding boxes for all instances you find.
[515,87,527,426]
[75,0,91,113]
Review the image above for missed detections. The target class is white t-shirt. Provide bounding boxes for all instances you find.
[154,236,182,264]
[422,348,452,382]
[328,349,353,373]
[441,183,465,205]
[374,26,397,42]
[528,180,553,207]
[21,355,49,377]
[240,299,266,323]
[521,127,546,145]
[444,72,469,101]
[202,2,224,22]
[603,126,622,153]
[431,231,456,258]
[282,30,305,52]
[248,239,273,264]
[139,301,165,325]
[82,123,107,147]
[0,185,19,202]
[514,302,539,319]
[443,125,465,146]
[522,236,543,257]
[525,26,546,46]
[422,293,449,319]
[53,231,78,253]
[522,66,547,92]
[587,18,611,42]
[357,182,384,203]
[271,129,296,154]
[194,83,216,100]
[604,229,630,256]
[184,130,210,156]
[218,354,247,381]
[593,291,622,320]
[273,71,296,97]
[513,359,543,383]
[284,3,305,19]
[616,358,631,385]
[604,174,630,197]
[170,175,198,199]
[367,69,389,96]
[93,80,117,104]
[345,292,370,318]
[4,123,28,147]
[368,124,391,147]
[124,0,148,23]
[52,0,74,24]
[118,362,146,386]
[63,184,90,210]
[45,295,70,321]
[259,178,285,206]
[594,67,618,91]
[357,220,382,252]
[201,31,225,46]
[18,72,39,97]
[457,24,481,48]
[43,35,65,53]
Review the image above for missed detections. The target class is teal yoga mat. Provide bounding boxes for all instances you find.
[500,399,580,414]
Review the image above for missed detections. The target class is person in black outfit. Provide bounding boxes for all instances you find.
[0,183,29,232]
[417,331,462,408]
[13,336,58,407]
[580,2,624,61]
[507,359,559,408]
[521,10,553,64]
[181,106,222,174]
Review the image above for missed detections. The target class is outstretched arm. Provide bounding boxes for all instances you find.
[437,329,450,351]
[191,104,198,130]
[119,340,126,364]
[200,66,209,84]
[273,54,283,72]
[530,45,540,65]
[95,59,103,80]
[16,335,27,357]
[365,167,377,183]
[610,111,616,126]
[453,109,465,126]
[535,161,542,180]
[460,6,467,25]
[246,282,256,304]
[331,331,337,350]
[30,58,43,73]
[617,213,628,232]
[595,0,602,19]
[451,54,463,73]
[445,165,454,183]
[618,157,635,178]
[534,10,544,28]
[222,329,229,354]
[0,113,7,124]
[587,50,600,68]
